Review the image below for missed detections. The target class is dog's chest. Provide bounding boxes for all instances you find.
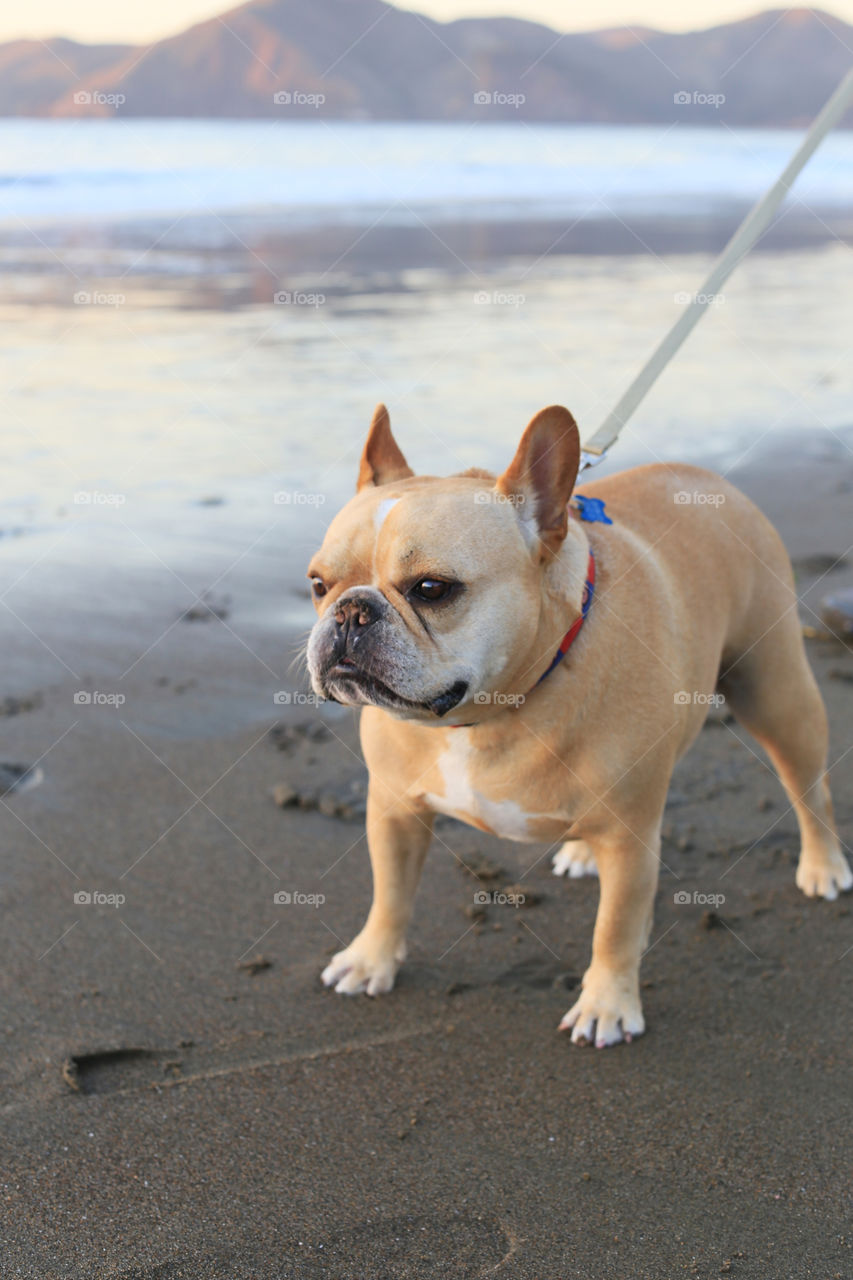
[421,731,568,843]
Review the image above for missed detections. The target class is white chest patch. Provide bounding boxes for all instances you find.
[374,497,400,532]
[424,731,541,842]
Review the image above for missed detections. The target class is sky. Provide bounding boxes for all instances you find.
[3,0,852,45]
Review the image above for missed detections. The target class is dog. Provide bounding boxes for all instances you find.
[306,402,851,1046]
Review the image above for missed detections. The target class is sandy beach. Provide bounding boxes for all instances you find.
[1,112,852,1278]
[2,421,852,1277]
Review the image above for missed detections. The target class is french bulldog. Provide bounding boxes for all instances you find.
[306,403,851,1046]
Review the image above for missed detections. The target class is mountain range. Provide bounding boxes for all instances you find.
[1,2,851,125]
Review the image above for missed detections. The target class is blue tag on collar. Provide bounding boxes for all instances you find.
[573,494,613,525]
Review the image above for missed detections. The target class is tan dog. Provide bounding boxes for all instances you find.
[306,403,851,1046]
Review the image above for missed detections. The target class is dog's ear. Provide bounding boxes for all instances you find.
[496,405,581,557]
[357,404,414,491]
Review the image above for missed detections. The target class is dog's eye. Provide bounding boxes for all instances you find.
[411,578,452,602]
[310,577,327,598]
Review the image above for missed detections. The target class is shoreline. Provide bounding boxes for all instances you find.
[4,206,852,306]
[2,425,851,735]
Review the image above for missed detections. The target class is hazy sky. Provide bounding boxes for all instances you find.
[5,0,853,44]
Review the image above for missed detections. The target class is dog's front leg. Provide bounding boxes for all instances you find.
[560,826,660,1048]
[321,792,433,996]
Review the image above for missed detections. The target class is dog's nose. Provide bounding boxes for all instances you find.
[334,594,380,649]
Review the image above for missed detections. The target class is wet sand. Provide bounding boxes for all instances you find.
[2,429,852,1277]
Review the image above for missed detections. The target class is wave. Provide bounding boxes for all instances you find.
[0,121,850,225]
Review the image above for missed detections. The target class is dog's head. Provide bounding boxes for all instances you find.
[305,403,585,724]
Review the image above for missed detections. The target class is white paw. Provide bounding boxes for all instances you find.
[558,970,645,1048]
[552,840,598,879]
[796,847,853,902]
[321,934,405,996]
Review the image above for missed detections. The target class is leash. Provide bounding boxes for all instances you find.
[579,64,853,472]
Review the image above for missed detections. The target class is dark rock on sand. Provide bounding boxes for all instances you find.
[0,762,43,795]
[271,783,299,808]
[500,883,541,907]
[0,691,42,717]
[458,855,505,882]
[180,591,231,622]
[269,721,331,752]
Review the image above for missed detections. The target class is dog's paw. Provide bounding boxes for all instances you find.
[552,840,598,879]
[321,933,405,996]
[558,970,644,1048]
[796,847,853,901]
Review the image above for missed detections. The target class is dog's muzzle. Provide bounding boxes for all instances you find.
[331,593,380,661]
[309,587,469,718]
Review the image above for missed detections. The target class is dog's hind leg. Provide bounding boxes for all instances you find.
[718,608,852,901]
[552,839,598,878]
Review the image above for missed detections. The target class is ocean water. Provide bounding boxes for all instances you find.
[1,120,852,226]
[1,121,851,689]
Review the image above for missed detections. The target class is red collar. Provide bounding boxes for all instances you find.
[533,547,596,687]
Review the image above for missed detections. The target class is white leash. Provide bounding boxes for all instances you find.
[581,64,853,470]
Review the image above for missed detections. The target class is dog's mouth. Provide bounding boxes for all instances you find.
[324,662,468,718]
